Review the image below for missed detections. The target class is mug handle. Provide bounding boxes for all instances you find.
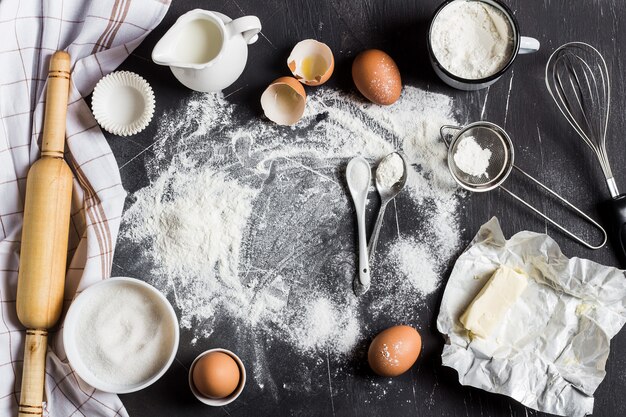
[227,16,262,44]
[519,36,540,54]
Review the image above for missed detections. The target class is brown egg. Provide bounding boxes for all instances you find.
[352,49,402,105]
[192,351,241,398]
[368,325,422,377]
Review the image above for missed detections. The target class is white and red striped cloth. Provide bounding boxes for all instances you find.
[0,0,170,415]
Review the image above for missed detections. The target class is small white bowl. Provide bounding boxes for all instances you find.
[63,277,179,393]
[189,348,246,406]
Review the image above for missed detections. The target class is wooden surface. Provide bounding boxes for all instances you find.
[107,1,626,416]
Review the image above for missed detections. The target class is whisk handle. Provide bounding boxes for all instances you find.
[602,195,626,266]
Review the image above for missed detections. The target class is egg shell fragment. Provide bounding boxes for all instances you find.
[368,325,422,377]
[261,76,307,126]
[288,39,335,86]
[352,49,402,105]
[192,351,241,399]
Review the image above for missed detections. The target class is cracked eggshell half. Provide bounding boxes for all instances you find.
[261,77,306,126]
[288,39,334,86]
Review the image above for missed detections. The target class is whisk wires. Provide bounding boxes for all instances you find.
[545,42,613,181]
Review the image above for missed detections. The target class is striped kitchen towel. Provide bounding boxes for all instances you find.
[0,0,170,416]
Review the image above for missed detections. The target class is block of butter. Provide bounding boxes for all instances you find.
[460,265,528,338]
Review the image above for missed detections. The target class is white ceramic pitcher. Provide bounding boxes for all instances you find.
[152,9,261,92]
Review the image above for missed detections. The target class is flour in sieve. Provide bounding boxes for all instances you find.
[119,86,463,391]
[453,135,492,177]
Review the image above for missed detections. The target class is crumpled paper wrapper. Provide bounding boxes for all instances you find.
[437,217,626,416]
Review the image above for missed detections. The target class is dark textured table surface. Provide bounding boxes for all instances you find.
[108,1,626,416]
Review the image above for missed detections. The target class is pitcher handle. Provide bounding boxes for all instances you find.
[227,16,262,44]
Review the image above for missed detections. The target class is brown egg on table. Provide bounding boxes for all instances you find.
[368,325,422,377]
[192,351,241,399]
[288,39,334,86]
[352,49,402,105]
[261,76,307,126]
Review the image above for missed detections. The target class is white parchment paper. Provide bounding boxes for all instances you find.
[437,217,626,416]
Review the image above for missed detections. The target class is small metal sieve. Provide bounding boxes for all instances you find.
[440,122,607,249]
[445,122,512,191]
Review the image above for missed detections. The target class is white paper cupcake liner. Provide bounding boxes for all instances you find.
[92,71,155,137]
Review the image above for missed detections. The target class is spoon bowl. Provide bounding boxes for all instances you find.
[368,152,408,263]
[374,152,409,201]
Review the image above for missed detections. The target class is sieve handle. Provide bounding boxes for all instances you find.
[439,125,463,148]
[500,165,607,250]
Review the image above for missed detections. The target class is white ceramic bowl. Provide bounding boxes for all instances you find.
[189,348,246,406]
[63,277,179,393]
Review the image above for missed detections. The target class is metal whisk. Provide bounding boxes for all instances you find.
[546,42,626,260]
[546,42,618,197]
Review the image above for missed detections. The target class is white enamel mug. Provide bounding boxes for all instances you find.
[428,0,540,91]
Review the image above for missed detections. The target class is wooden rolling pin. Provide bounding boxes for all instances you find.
[16,51,73,417]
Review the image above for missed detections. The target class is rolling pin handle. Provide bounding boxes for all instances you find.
[41,51,71,158]
[18,330,48,417]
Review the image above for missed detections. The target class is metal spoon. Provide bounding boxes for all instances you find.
[346,156,372,297]
[368,152,408,263]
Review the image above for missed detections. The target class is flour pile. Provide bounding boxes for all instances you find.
[120,86,463,387]
[453,135,492,178]
[387,237,439,296]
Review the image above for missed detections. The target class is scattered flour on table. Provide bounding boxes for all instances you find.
[387,237,440,296]
[119,86,463,392]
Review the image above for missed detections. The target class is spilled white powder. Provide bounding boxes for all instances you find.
[76,284,175,385]
[291,297,360,353]
[376,153,404,188]
[120,86,463,392]
[387,237,440,296]
[431,1,514,79]
[388,238,443,296]
[453,135,492,177]
[127,170,257,287]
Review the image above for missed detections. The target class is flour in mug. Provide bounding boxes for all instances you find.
[431,1,514,79]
